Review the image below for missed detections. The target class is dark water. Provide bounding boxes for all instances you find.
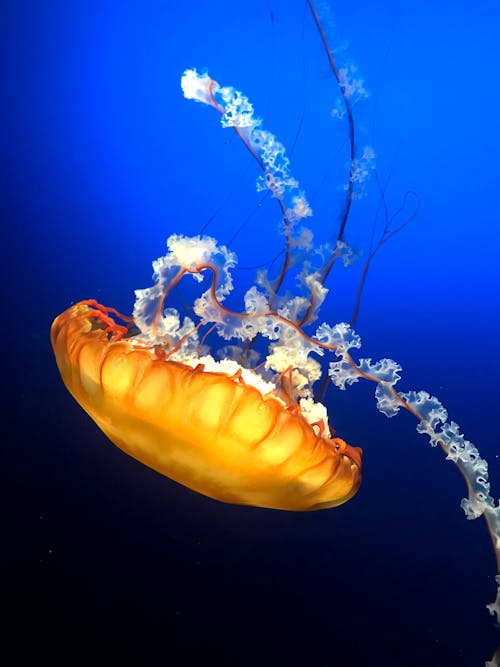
[3,1,500,665]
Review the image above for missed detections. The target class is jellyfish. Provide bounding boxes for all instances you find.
[51,291,361,511]
[51,1,500,662]
[50,66,363,510]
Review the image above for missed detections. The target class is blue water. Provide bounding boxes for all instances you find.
[3,1,500,665]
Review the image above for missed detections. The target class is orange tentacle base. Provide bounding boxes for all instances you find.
[51,301,362,511]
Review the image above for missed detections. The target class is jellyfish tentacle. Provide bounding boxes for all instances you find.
[164,321,204,360]
[151,267,187,338]
[306,0,356,270]
[227,368,245,384]
[80,300,130,341]
[196,323,217,356]
[181,68,313,309]
[80,299,134,325]
[273,365,300,412]
[326,321,500,622]
[350,191,420,326]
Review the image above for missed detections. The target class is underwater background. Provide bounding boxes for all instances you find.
[3,1,500,665]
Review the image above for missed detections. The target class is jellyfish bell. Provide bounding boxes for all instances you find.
[50,234,362,511]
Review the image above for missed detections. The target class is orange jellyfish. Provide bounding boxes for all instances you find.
[51,27,370,513]
[51,6,500,655]
[51,288,361,512]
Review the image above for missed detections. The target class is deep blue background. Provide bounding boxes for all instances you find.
[3,1,500,665]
